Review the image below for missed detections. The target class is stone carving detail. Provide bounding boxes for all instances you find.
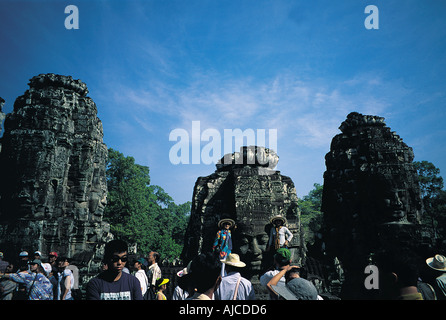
[0,74,112,274]
[321,112,425,298]
[182,146,306,298]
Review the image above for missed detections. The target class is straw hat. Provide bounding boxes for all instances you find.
[221,253,246,267]
[270,215,287,225]
[218,218,236,229]
[426,254,446,272]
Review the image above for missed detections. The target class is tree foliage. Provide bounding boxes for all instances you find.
[299,183,323,245]
[104,148,190,261]
[414,160,446,241]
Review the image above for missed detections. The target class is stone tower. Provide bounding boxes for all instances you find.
[321,112,425,298]
[0,74,112,271]
[182,146,306,299]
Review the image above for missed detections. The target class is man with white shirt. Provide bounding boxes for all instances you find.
[260,248,291,299]
[215,253,255,300]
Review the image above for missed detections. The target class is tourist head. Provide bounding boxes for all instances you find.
[274,248,292,268]
[190,252,221,293]
[103,239,128,273]
[148,251,160,265]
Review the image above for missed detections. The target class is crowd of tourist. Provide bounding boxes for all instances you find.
[0,250,79,300]
[0,218,445,301]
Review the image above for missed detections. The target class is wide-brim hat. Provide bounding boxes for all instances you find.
[218,218,236,229]
[272,278,318,300]
[426,254,446,272]
[270,215,287,225]
[221,253,246,267]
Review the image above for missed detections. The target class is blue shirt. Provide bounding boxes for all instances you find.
[214,272,255,300]
[86,271,143,300]
[9,272,53,300]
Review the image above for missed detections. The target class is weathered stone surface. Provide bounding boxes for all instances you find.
[0,74,112,276]
[321,112,426,298]
[182,146,306,299]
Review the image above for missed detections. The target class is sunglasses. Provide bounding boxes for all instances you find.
[110,256,128,263]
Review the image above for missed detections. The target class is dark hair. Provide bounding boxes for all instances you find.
[56,256,69,263]
[285,267,301,283]
[151,251,161,263]
[190,252,221,293]
[104,239,128,261]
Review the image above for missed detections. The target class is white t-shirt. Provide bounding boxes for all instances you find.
[134,269,148,295]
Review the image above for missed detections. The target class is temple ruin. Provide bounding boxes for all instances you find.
[0,74,435,300]
[181,146,306,299]
[0,74,112,279]
[320,112,429,299]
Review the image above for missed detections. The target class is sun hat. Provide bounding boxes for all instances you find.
[270,215,287,225]
[272,277,318,300]
[157,278,170,287]
[426,254,446,272]
[218,218,236,229]
[221,253,246,267]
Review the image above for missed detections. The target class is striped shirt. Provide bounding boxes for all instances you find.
[9,272,53,300]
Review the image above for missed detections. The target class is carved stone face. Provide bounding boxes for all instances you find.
[233,223,271,277]
[369,171,421,224]
[380,188,407,222]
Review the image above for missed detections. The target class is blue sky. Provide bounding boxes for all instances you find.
[1,0,445,204]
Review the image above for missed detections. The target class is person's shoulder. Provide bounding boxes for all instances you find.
[121,271,140,283]
[62,268,73,276]
[260,270,277,277]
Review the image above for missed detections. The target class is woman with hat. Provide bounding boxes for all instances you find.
[213,218,236,261]
[213,218,236,276]
[267,215,293,251]
[155,278,169,300]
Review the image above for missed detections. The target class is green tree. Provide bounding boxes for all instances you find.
[299,183,323,245]
[104,148,190,261]
[414,160,446,241]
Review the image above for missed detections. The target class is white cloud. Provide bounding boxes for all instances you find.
[103,69,411,156]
